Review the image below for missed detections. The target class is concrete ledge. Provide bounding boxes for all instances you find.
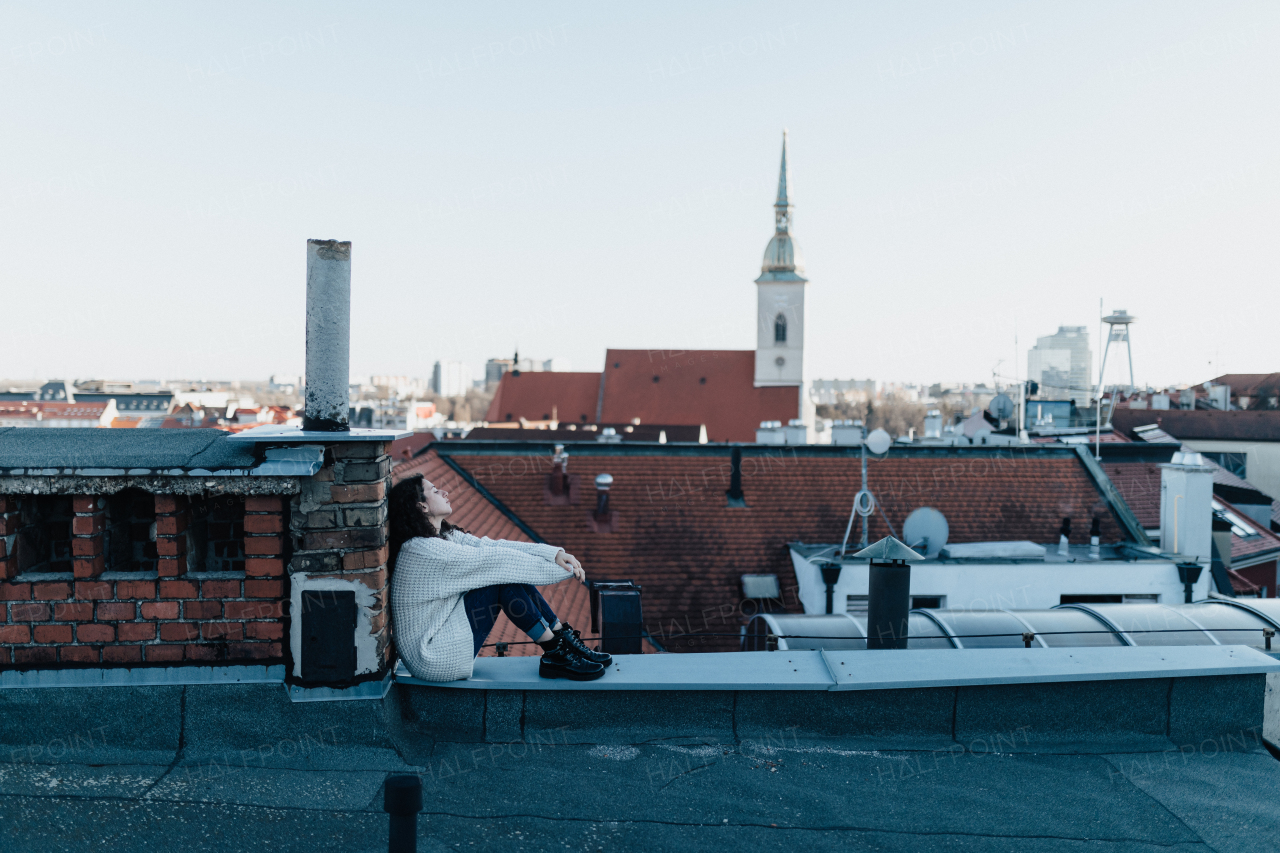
[824,646,1280,691]
[0,665,284,690]
[396,651,836,691]
[396,646,1280,692]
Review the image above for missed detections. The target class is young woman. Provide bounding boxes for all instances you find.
[388,474,610,682]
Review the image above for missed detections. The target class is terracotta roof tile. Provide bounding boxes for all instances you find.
[486,373,602,424]
[443,446,1128,652]
[1113,409,1280,442]
[599,349,799,442]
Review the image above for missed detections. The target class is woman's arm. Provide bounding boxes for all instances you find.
[447,530,562,563]
[395,536,571,600]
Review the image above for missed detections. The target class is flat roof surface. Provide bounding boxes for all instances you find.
[0,428,257,471]
[2,678,1276,852]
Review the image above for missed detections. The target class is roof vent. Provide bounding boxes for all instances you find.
[589,473,617,533]
[726,447,746,507]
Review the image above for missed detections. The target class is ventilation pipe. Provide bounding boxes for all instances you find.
[1089,517,1101,560]
[1057,517,1071,556]
[726,447,746,507]
[855,537,922,650]
[593,473,613,521]
[550,445,569,496]
[303,239,351,432]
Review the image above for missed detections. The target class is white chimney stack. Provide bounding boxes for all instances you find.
[1159,451,1213,561]
[304,239,351,432]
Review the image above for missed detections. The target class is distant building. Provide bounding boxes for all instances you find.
[431,361,474,398]
[269,374,300,395]
[0,400,118,428]
[810,379,876,405]
[485,358,513,389]
[370,376,429,398]
[484,132,811,442]
[1028,326,1092,406]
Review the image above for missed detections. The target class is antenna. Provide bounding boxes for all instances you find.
[989,394,1015,421]
[838,426,892,556]
[903,507,949,557]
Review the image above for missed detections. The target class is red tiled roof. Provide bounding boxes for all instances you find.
[1217,496,1280,562]
[0,402,108,418]
[1112,409,1280,442]
[1228,568,1262,595]
[486,372,602,424]
[391,449,593,657]
[443,445,1129,652]
[1212,373,1280,400]
[465,424,705,443]
[1103,462,1280,563]
[598,349,799,442]
[1102,461,1163,528]
[389,431,437,464]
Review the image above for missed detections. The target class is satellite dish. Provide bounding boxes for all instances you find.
[989,394,1015,420]
[903,507,949,557]
[865,428,892,455]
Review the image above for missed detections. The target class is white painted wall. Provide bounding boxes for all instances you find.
[788,549,1212,614]
[755,281,806,388]
[1181,439,1280,503]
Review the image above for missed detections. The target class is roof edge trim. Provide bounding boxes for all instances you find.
[1073,445,1152,547]
[436,451,546,544]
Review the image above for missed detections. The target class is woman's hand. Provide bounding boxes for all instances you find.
[555,550,585,582]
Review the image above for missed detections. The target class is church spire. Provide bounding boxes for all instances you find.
[758,130,805,279]
[774,129,793,234]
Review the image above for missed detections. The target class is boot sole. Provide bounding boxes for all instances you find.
[539,662,606,681]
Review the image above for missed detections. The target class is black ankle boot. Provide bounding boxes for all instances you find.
[538,634,605,681]
[554,622,613,666]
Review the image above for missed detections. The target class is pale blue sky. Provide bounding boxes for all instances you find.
[3,2,1277,389]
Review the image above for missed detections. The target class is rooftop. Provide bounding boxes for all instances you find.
[1113,408,1280,442]
[2,645,1276,850]
[431,442,1139,650]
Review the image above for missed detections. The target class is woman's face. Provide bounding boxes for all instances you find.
[419,480,452,520]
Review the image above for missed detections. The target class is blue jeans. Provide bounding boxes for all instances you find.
[463,583,558,657]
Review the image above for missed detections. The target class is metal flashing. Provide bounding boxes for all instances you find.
[396,645,1278,692]
[286,669,394,702]
[228,424,409,442]
[0,664,285,689]
[1073,445,1153,546]
[822,645,1278,690]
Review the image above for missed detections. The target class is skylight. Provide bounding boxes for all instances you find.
[1211,500,1258,537]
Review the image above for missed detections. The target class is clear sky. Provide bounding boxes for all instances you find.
[3,2,1277,389]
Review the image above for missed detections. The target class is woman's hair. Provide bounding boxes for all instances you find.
[388,474,462,576]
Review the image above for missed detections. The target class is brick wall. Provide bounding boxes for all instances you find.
[0,492,287,667]
[289,442,391,674]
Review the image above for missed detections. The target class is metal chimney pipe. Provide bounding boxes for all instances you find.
[866,558,910,650]
[303,239,351,432]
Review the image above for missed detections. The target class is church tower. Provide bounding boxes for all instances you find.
[754,131,812,424]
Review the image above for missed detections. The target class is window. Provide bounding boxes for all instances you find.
[774,313,787,344]
[187,494,246,572]
[1061,594,1122,604]
[911,596,946,609]
[13,496,73,574]
[104,488,156,572]
[1203,452,1247,479]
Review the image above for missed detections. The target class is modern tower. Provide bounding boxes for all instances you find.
[755,131,809,427]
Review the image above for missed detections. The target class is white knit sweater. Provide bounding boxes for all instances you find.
[390,530,570,682]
